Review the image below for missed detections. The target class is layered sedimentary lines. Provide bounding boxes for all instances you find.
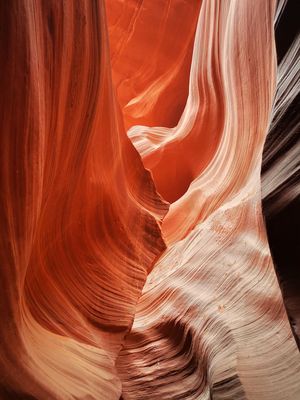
[118,195,300,399]
[0,0,299,399]
[262,24,300,344]
[111,1,300,399]
[262,34,300,215]
[0,1,167,399]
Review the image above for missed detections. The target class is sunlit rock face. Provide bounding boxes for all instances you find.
[0,0,299,399]
[106,0,200,131]
[0,2,167,399]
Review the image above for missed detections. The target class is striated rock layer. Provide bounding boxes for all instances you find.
[0,1,167,399]
[108,0,300,399]
[262,1,300,343]
[0,0,299,399]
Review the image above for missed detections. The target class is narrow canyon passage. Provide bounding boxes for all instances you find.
[0,1,299,399]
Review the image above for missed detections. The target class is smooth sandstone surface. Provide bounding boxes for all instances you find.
[0,0,299,399]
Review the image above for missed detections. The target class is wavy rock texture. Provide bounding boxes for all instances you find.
[0,1,167,399]
[262,0,300,345]
[110,1,300,399]
[1,0,299,399]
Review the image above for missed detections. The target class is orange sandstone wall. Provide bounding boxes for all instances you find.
[0,1,299,399]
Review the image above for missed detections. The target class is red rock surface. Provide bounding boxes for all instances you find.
[0,1,167,398]
[0,1,299,399]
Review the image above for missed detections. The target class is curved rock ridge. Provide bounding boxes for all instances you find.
[106,0,300,399]
[117,191,300,400]
[262,31,300,344]
[0,1,168,399]
[106,0,201,131]
[108,0,289,242]
[262,34,300,216]
[109,0,223,204]
[0,0,299,399]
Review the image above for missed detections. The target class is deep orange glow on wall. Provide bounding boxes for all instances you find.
[0,1,299,399]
